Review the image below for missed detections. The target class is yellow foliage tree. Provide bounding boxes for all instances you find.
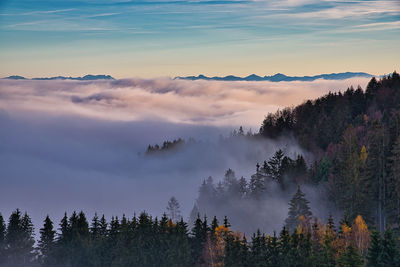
[351,215,370,256]
[360,146,367,164]
[297,215,311,235]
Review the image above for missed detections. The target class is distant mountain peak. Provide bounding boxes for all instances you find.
[3,74,115,81]
[176,72,373,82]
[5,75,26,80]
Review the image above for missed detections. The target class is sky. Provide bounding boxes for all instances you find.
[0,0,399,78]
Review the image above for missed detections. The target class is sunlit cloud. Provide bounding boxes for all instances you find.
[0,77,371,127]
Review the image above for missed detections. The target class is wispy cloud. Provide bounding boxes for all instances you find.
[21,8,76,15]
[86,12,121,18]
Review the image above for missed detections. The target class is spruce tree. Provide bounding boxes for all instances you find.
[5,209,35,266]
[278,227,291,266]
[337,245,363,267]
[285,186,312,231]
[366,230,383,267]
[38,215,56,266]
[211,216,218,236]
[0,213,5,266]
[388,136,400,229]
[381,228,400,266]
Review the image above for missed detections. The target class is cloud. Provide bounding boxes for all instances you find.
[0,77,371,127]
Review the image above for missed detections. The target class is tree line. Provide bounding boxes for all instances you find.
[0,204,399,267]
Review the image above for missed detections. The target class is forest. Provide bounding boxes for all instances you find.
[1,72,400,266]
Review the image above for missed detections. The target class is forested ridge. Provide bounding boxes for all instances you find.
[1,72,400,267]
[259,71,400,233]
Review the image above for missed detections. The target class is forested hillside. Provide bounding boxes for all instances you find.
[259,71,400,233]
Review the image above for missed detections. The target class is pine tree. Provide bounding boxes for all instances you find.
[56,212,70,265]
[278,227,291,266]
[381,228,400,266]
[90,213,100,239]
[388,136,400,230]
[238,176,248,198]
[20,212,36,266]
[211,216,218,236]
[5,209,35,266]
[366,230,383,267]
[191,214,206,264]
[285,186,313,231]
[250,169,265,200]
[319,228,336,267]
[267,149,285,181]
[337,245,363,267]
[0,213,5,266]
[223,216,231,228]
[38,215,56,266]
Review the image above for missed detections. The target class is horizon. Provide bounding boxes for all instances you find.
[2,70,388,79]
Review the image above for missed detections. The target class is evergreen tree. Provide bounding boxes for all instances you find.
[238,176,248,198]
[278,227,292,266]
[0,213,5,266]
[381,228,400,266]
[5,209,35,267]
[191,214,206,264]
[211,216,218,236]
[285,186,313,231]
[250,169,266,200]
[266,149,285,188]
[38,215,56,266]
[366,230,383,267]
[337,245,363,267]
[388,136,400,230]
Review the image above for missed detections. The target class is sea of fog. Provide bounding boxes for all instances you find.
[0,77,370,236]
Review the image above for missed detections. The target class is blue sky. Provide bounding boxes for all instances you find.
[0,0,399,78]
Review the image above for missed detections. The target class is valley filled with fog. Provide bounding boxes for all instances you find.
[0,77,370,234]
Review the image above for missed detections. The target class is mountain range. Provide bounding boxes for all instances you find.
[176,72,373,82]
[3,74,115,81]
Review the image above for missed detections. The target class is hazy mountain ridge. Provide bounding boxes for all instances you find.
[176,71,373,82]
[4,74,115,81]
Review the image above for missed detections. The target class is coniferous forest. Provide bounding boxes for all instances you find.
[1,72,400,266]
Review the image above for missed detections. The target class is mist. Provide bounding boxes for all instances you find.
[0,77,367,235]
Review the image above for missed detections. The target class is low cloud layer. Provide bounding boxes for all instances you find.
[0,77,369,234]
[0,77,371,127]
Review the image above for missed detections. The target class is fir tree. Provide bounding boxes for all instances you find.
[388,136,400,229]
[381,228,400,266]
[337,245,363,267]
[0,213,5,265]
[285,186,313,231]
[38,215,56,266]
[5,209,35,266]
[211,216,218,236]
[366,230,383,267]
